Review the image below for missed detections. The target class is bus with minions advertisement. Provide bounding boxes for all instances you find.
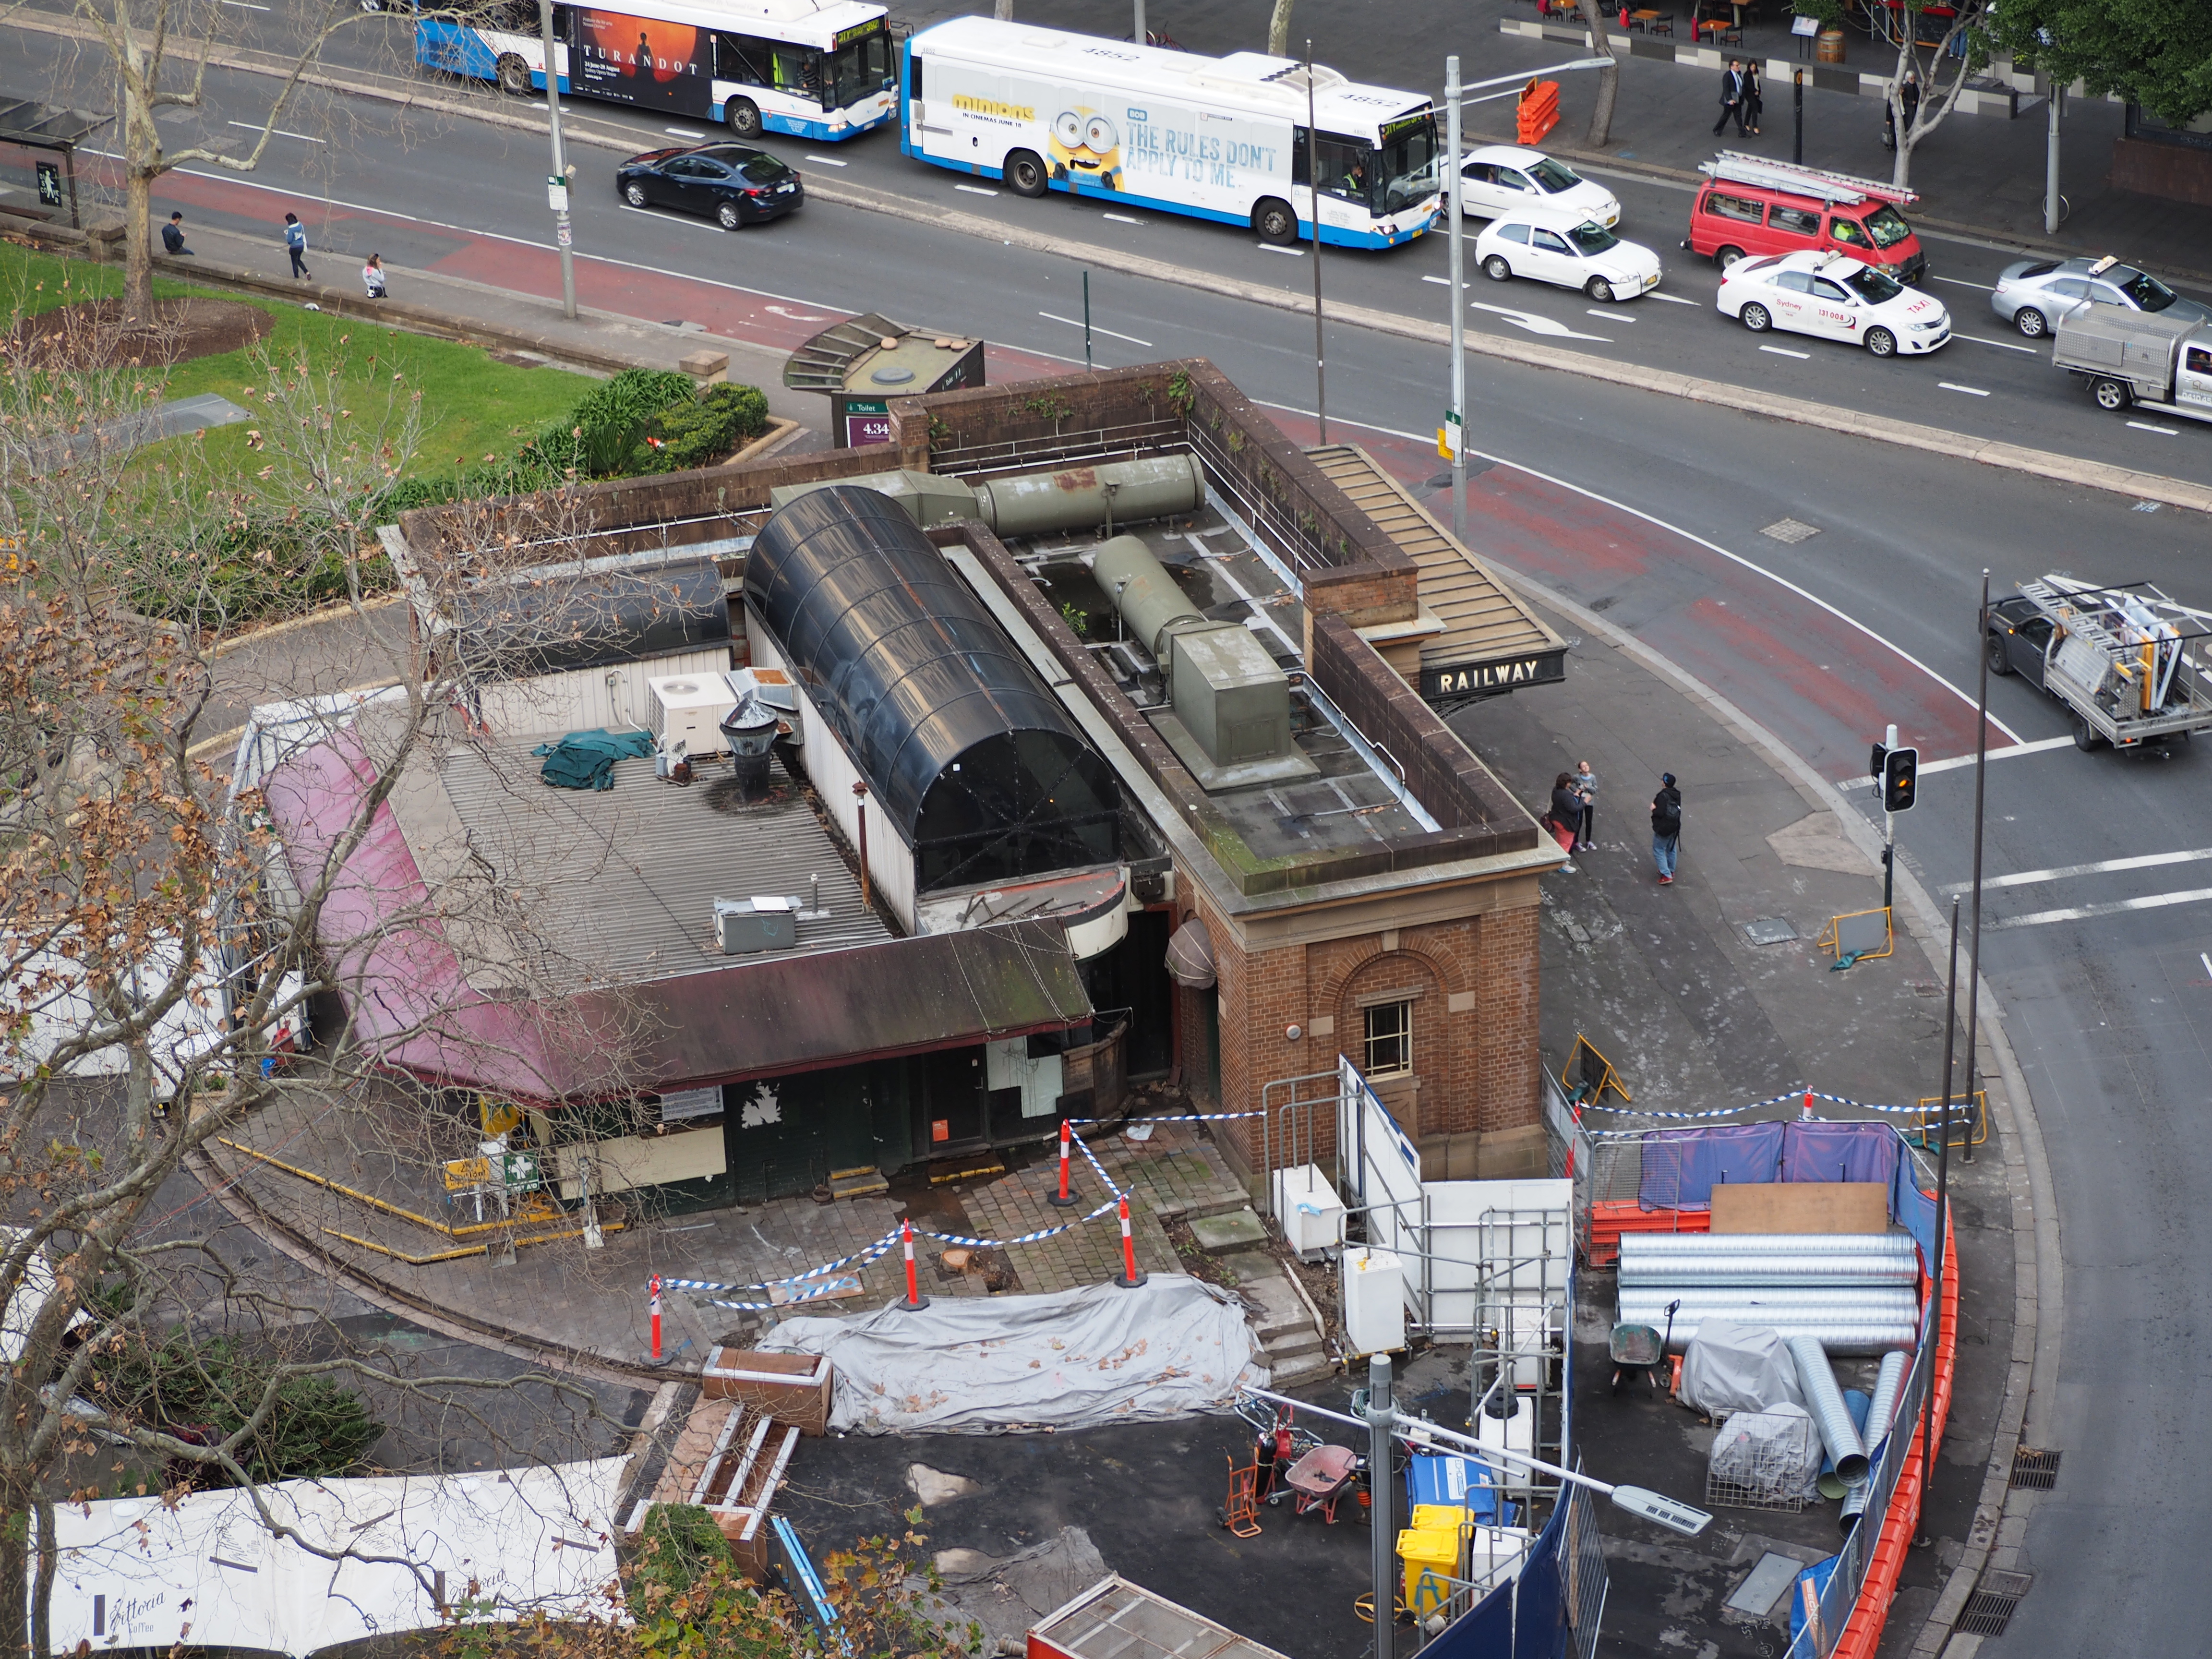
[900,16,1439,249]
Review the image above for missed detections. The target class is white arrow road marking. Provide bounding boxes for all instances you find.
[765,304,830,321]
[1467,301,1610,342]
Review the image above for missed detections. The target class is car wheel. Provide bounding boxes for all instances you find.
[2092,377,2131,412]
[625,182,650,208]
[1586,276,1614,302]
[2014,306,2048,338]
[1482,254,1513,282]
[1253,197,1298,243]
[2072,712,2104,752]
[1006,149,1049,198]
[1865,326,1897,357]
[1739,302,1770,333]
[1715,244,1746,269]
[495,54,532,96]
[725,98,763,138]
[1986,633,2013,677]
[716,199,742,230]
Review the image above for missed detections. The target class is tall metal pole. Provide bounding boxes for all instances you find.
[1446,54,1467,543]
[540,0,577,320]
[1082,269,1093,369]
[1883,720,1897,913]
[1307,39,1327,443]
[1959,570,1992,1165]
[2044,85,2063,236]
[1133,0,1146,45]
[1915,898,1960,1549]
[1367,1353,1395,1657]
[1792,68,1804,166]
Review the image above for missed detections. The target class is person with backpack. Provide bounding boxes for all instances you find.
[1650,772,1683,885]
[1547,772,1583,874]
[282,211,310,280]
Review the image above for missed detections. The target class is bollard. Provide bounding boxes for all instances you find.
[1113,1195,1147,1288]
[645,1273,669,1367]
[1047,1119,1080,1207]
[899,1217,930,1310]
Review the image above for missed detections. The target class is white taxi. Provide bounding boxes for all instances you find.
[1718,250,1950,357]
[1476,214,1664,303]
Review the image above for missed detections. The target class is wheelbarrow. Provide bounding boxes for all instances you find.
[1269,1443,1362,1524]
[1610,1298,1680,1395]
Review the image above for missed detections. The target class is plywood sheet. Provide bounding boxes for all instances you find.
[1709,1182,1888,1235]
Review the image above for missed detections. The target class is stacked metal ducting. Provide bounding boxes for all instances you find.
[1616,1232,1921,1357]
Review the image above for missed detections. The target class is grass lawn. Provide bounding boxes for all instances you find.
[0,239,595,484]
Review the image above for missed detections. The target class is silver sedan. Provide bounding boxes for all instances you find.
[1990,255,2211,338]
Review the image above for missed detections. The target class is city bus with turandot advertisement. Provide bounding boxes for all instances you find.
[900,17,1440,249]
[414,0,896,142]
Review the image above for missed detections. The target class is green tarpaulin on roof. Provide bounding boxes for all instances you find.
[531,728,656,791]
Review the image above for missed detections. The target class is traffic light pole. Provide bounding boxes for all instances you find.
[1882,721,1897,912]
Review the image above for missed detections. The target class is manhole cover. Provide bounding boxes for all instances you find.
[1761,517,1821,543]
[1955,1570,2033,1637]
[1743,917,1799,946]
[2009,1447,2062,1489]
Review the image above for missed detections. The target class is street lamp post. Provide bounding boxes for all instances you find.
[1307,39,1326,444]
[539,0,578,321]
[1445,55,1466,541]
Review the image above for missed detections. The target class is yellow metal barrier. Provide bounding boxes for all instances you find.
[1815,907,1893,962]
[1565,1033,1633,1106]
[221,1139,551,1240]
[1914,1090,1988,1149]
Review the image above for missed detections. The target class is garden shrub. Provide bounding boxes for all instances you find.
[647,382,771,471]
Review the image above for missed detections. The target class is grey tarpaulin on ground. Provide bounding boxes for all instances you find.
[757,1277,1266,1433]
[1678,1320,1812,1418]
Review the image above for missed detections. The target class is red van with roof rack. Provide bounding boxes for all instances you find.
[1684,152,1927,283]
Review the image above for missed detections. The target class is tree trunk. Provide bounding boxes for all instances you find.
[1576,0,1620,147]
[31,1499,54,1659]
[0,1489,28,1659]
[1268,0,1294,58]
[123,168,155,321]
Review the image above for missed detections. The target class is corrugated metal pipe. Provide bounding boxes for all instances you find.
[1789,1334,1870,1483]
[1838,1477,1870,1536]
[1618,1290,1919,1356]
[1862,1348,1911,1455]
[1618,1232,1920,1288]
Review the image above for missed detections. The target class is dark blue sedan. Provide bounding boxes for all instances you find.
[616,144,803,230]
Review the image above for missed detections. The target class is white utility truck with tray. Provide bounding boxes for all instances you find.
[2050,305,2212,425]
[1985,575,2212,752]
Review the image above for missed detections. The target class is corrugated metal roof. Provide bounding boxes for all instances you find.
[429,737,889,991]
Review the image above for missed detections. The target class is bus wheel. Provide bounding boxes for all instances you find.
[1253,198,1297,244]
[1005,150,1049,198]
[725,98,763,138]
[496,54,531,96]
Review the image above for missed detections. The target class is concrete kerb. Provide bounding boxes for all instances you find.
[1499,565,2057,1659]
[17,6,2208,515]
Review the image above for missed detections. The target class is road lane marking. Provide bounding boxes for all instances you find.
[1933,276,1994,291]
[1039,311,1153,347]
[2129,420,2181,434]
[1588,308,1635,321]
[1759,345,1810,359]
[664,127,709,139]
[1938,382,1990,397]
[1250,403,2024,745]
[1916,736,2075,776]
[954,183,998,197]
[1946,845,2212,894]
[1952,332,2041,355]
[1103,212,1143,225]
[1259,243,1304,255]
[804,155,848,166]
[1423,275,1450,285]
[228,120,324,144]
[1644,291,1701,306]
[1989,885,2212,932]
[617,204,728,234]
[1467,301,1609,342]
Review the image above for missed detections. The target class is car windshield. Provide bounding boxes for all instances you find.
[735,153,791,184]
[1527,157,1583,193]
[2113,268,2179,311]
[827,23,891,111]
[1566,221,1618,253]
[1375,110,1440,215]
[1863,204,1914,249]
[1844,264,1904,303]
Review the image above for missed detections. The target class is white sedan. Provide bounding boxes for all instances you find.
[1475,215,1663,303]
[1455,145,1620,228]
[1718,250,1951,357]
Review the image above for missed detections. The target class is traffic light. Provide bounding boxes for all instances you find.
[1882,745,1919,814]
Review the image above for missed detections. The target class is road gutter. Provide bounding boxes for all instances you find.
[15,5,2208,515]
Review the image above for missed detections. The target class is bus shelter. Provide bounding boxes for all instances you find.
[0,97,110,231]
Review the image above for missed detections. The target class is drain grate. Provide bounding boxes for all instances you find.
[1956,1570,2034,1637]
[1761,517,1822,543]
[2010,1447,2063,1489]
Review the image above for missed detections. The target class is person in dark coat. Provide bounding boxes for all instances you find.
[161,211,192,256]
[1884,69,1922,150]
[1713,60,1745,137]
[1743,62,1764,136]
[1550,772,1584,874]
[1651,773,1683,885]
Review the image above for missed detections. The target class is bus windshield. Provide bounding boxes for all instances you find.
[1376,110,1439,215]
[829,24,892,110]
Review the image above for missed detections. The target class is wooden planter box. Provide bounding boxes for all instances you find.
[700,1347,833,1435]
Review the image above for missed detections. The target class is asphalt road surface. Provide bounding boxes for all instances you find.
[12,13,2212,1653]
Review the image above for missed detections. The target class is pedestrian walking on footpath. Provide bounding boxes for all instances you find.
[1574,759,1598,852]
[1883,69,1921,150]
[1713,60,1744,137]
[1742,62,1764,136]
[160,211,192,256]
[1650,772,1682,885]
[361,252,388,299]
[283,211,310,280]
[1548,772,1584,873]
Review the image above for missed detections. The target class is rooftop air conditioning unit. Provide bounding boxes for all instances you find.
[651,675,740,756]
[716,896,797,955]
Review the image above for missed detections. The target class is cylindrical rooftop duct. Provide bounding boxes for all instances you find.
[1789,1334,1870,1483]
[1092,534,1203,659]
[1862,1348,1911,1454]
[1618,1233,1919,1288]
[974,453,1204,539]
[1619,1289,1919,1356]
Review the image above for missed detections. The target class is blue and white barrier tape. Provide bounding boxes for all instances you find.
[916,1196,1122,1249]
[659,1228,902,1296]
[1068,1109,1265,1124]
[1579,1088,1930,1122]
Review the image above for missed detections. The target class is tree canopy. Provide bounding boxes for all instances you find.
[1990,0,2212,128]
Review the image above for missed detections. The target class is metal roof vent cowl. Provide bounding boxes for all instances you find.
[720,691,781,802]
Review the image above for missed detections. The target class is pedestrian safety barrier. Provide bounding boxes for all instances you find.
[1516,78,1562,145]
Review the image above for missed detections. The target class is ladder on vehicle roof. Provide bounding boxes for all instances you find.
[1699,151,1920,208]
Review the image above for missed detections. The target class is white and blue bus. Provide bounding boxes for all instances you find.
[900,17,1439,249]
[416,0,896,142]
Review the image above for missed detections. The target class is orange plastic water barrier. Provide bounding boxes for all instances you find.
[1516,79,1562,146]
[1586,1200,1708,1265]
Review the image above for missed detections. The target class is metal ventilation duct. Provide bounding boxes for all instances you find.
[1618,1233,1919,1288]
[1617,1288,1918,1356]
[1789,1334,1870,1483]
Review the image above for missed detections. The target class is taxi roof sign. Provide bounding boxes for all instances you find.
[2087,254,2119,275]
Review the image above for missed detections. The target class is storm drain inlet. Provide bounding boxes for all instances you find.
[1956,1570,2034,1637]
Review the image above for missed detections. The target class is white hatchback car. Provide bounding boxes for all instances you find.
[1475,215,1663,303]
[1718,250,1950,357]
[1455,145,1621,228]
